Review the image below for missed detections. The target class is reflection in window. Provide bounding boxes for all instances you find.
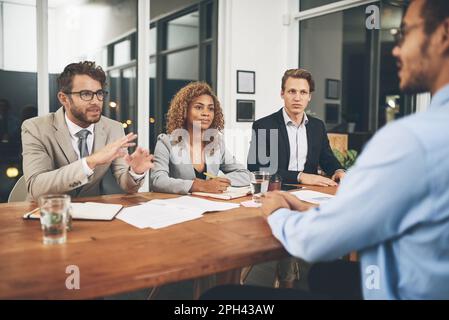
[166,49,199,80]
[166,11,199,50]
[113,40,131,66]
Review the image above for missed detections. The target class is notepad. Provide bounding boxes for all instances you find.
[291,190,334,205]
[192,186,252,200]
[23,202,123,221]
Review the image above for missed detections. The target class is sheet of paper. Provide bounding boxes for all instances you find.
[291,190,335,205]
[150,196,240,212]
[116,203,203,229]
[192,186,251,200]
[240,200,261,208]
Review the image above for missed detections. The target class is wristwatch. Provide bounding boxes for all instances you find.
[297,171,303,183]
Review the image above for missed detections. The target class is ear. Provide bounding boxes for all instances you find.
[308,93,312,101]
[280,90,285,99]
[57,91,68,107]
[441,18,449,55]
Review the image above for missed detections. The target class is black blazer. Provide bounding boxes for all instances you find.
[247,108,342,184]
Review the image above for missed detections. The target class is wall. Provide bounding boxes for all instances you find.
[217,0,299,163]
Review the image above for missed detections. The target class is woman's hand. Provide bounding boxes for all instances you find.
[191,177,231,193]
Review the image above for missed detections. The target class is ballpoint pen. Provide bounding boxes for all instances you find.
[203,172,218,179]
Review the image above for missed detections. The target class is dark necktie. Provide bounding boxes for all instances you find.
[75,129,91,158]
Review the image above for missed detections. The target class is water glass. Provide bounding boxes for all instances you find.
[38,194,70,245]
[250,171,271,203]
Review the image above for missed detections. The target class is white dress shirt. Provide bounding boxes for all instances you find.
[282,108,308,172]
[64,113,145,180]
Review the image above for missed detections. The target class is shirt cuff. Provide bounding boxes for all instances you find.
[129,168,146,181]
[297,171,302,183]
[267,208,298,236]
[81,158,94,177]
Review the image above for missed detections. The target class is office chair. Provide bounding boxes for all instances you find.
[8,176,27,202]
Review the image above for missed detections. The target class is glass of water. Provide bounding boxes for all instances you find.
[38,194,70,245]
[250,171,271,203]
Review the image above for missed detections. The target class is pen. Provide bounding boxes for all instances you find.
[24,207,40,219]
[203,172,218,179]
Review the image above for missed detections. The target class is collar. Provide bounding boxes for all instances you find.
[64,111,94,137]
[282,107,308,127]
[429,83,449,109]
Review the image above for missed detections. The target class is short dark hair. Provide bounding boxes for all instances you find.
[421,0,449,35]
[281,69,315,93]
[57,61,106,93]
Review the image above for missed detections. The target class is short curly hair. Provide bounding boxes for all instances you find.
[166,82,224,133]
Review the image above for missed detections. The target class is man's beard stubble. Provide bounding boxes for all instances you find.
[69,99,102,125]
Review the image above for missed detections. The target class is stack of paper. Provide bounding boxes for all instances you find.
[117,196,240,229]
[192,186,251,200]
[291,190,334,205]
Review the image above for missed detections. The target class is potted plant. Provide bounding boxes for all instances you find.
[333,149,358,170]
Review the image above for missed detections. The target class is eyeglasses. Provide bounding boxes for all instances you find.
[393,22,424,46]
[286,89,310,98]
[65,90,109,101]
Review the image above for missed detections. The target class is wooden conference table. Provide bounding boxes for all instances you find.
[0,186,336,299]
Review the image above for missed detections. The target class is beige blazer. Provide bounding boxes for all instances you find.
[21,107,144,201]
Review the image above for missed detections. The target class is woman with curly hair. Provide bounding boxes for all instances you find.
[150,81,251,194]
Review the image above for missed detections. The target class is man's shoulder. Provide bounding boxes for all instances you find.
[253,109,283,128]
[306,114,325,127]
[22,113,55,131]
[99,115,124,131]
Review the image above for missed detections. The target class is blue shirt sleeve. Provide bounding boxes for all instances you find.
[268,122,429,263]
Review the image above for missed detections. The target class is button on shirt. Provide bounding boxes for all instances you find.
[269,84,449,299]
[282,108,308,172]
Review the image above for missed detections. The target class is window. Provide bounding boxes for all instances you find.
[300,0,341,11]
[0,0,37,202]
[149,0,218,150]
[299,1,414,152]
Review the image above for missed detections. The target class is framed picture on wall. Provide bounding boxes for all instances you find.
[325,79,340,100]
[236,99,255,122]
[237,70,255,94]
[325,103,339,124]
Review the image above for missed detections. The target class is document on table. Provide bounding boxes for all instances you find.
[116,202,203,229]
[291,190,335,205]
[116,196,240,229]
[151,196,240,212]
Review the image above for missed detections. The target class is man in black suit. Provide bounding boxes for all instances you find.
[248,69,345,186]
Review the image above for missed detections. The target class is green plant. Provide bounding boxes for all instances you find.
[333,149,358,170]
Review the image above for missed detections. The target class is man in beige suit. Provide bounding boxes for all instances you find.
[22,61,154,201]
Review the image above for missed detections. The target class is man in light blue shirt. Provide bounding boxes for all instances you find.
[201,0,449,301]
[263,0,449,299]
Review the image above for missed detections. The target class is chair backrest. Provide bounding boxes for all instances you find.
[327,133,348,154]
[8,176,27,203]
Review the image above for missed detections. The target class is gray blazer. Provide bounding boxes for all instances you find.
[150,133,251,194]
[21,107,144,201]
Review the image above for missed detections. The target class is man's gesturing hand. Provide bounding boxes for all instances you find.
[86,133,137,169]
